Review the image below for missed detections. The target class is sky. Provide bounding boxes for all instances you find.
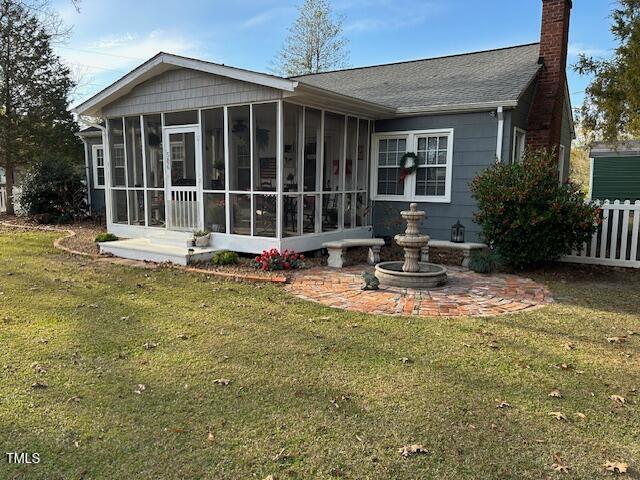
[51,0,618,111]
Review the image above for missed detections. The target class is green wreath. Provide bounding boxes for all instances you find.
[399,152,419,181]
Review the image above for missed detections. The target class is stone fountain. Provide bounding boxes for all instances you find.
[375,203,448,288]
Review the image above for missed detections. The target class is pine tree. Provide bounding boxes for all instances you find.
[273,0,349,77]
[574,0,640,141]
[0,0,80,215]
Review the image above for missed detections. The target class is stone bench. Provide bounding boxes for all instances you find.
[420,240,488,269]
[323,238,386,268]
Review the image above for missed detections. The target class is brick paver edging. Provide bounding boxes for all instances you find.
[286,266,553,317]
[0,222,287,284]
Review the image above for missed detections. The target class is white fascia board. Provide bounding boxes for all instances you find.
[72,52,297,116]
[395,101,518,116]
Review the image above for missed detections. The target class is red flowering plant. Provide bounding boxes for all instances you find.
[252,248,305,271]
[470,148,599,269]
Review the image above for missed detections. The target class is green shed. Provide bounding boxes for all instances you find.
[590,142,640,202]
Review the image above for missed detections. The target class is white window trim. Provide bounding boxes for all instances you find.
[512,127,526,164]
[92,144,106,189]
[371,128,454,203]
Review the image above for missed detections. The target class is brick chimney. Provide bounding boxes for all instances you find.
[526,0,572,154]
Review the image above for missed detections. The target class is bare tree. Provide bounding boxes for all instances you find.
[273,0,349,77]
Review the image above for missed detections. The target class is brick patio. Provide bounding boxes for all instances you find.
[286,265,553,317]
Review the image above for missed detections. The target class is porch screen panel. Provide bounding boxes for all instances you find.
[323,112,345,192]
[230,193,251,235]
[303,195,318,233]
[143,115,163,188]
[125,116,144,188]
[253,103,277,192]
[108,118,126,187]
[202,108,225,191]
[111,189,128,224]
[254,194,277,237]
[322,193,341,232]
[283,195,300,237]
[304,108,321,192]
[146,190,165,227]
[345,117,357,191]
[204,193,226,233]
[128,190,145,225]
[228,106,251,191]
[283,103,302,192]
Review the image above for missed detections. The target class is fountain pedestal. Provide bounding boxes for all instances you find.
[375,203,447,288]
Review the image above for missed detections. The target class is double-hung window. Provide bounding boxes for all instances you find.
[372,129,453,203]
[92,145,105,188]
[512,127,526,164]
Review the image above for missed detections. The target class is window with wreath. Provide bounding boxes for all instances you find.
[376,137,406,196]
[373,129,453,202]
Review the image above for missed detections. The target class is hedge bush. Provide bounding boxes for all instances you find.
[95,233,118,243]
[212,250,239,266]
[470,149,598,269]
[18,157,87,223]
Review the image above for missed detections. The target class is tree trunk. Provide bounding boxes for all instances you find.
[4,161,14,215]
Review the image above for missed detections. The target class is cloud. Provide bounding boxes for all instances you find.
[58,29,201,105]
[241,7,296,29]
[568,43,608,58]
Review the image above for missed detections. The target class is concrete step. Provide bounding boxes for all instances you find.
[143,230,196,248]
[99,238,217,266]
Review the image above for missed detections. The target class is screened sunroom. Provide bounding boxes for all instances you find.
[102,100,373,253]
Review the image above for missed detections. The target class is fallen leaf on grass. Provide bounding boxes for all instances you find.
[574,412,586,420]
[31,381,48,389]
[399,444,428,458]
[31,363,47,374]
[607,337,627,344]
[548,412,567,421]
[561,342,575,350]
[610,395,625,405]
[496,401,511,409]
[548,389,563,398]
[176,333,188,340]
[207,431,214,442]
[143,342,158,350]
[263,476,275,480]
[553,363,572,371]
[134,384,146,394]
[213,378,230,386]
[552,453,570,473]
[399,357,412,364]
[604,461,629,474]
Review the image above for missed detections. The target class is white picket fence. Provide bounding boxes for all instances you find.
[563,199,640,268]
[0,186,23,214]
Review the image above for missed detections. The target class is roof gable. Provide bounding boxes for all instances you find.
[73,53,298,117]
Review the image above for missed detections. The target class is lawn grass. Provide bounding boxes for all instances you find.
[0,228,638,479]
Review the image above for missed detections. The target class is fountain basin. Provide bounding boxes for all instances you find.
[375,262,448,288]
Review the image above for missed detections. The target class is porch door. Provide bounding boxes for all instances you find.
[163,126,202,231]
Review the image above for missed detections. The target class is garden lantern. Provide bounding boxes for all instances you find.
[451,220,465,243]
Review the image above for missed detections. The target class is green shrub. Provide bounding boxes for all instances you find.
[18,157,87,223]
[470,149,598,269]
[193,230,210,238]
[212,250,239,266]
[95,233,118,243]
[468,249,501,274]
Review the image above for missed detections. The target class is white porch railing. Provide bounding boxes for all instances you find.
[168,190,199,231]
[563,199,640,268]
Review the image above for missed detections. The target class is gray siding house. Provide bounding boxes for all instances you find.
[76,0,574,261]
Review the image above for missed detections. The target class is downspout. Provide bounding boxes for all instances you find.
[81,138,92,215]
[495,106,505,162]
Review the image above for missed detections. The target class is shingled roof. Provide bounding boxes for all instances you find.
[293,43,542,112]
